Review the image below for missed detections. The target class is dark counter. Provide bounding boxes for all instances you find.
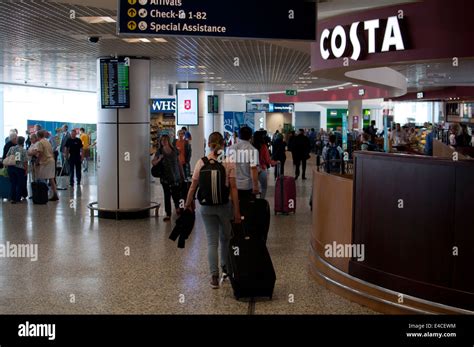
[349,152,474,310]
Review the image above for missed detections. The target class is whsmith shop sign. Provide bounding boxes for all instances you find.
[118,0,316,40]
[150,98,176,113]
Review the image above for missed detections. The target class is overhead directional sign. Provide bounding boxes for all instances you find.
[118,0,316,41]
[286,89,298,96]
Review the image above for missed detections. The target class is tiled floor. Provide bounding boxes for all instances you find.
[0,157,375,315]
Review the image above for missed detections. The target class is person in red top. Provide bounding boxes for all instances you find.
[174,130,192,179]
[253,131,278,199]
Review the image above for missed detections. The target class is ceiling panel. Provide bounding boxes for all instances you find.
[0,0,342,96]
[0,0,471,97]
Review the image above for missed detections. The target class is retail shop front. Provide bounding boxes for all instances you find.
[291,0,474,314]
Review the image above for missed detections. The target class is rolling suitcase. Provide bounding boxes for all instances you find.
[228,221,276,300]
[0,175,11,200]
[274,164,296,215]
[239,196,270,243]
[31,181,49,204]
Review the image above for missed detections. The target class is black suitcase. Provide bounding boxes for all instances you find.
[228,222,276,300]
[239,197,271,243]
[31,182,49,204]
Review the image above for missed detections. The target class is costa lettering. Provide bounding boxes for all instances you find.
[320,16,405,61]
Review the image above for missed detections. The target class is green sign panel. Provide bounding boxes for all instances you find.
[286,90,298,96]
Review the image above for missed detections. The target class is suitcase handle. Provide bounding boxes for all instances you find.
[276,162,282,178]
[231,216,251,239]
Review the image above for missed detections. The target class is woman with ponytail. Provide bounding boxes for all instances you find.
[184,132,240,289]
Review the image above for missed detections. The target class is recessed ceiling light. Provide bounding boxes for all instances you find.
[153,38,168,43]
[339,87,344,90]
[323,89,328,91]
[197,65,206,69]
[14,57,35,63]
[122,38,151,43]
[352,84,359,87]
[79,16,116,24]
[303,72,310,76]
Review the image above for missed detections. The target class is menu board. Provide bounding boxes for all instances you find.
[100,57,130,109]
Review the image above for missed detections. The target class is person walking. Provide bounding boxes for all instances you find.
[271,136,287,179]
[291,129,311,180]
[65,129,84,187]
[153,134,184,222]
[79,128,90,172]
[253,131,278,199]
[5,136,28,204]
[184,132,240,288]
[227,126,259,204]
[174,130,192,180]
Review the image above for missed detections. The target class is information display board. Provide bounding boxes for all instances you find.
[177,88,199,125]
[208,95,219,114]
[100,57,130,109]
[118,0,316,41]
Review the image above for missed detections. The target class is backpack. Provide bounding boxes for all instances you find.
[197,157,229,206]
[325,144,341,173]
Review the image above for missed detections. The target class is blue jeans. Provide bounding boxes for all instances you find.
[258,169,268,199]
[200,203,232,276]
[8,166,26,202]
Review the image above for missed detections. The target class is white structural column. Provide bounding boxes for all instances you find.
[96,58,151,218]
[348,99,363,130]
[0,85,4,140]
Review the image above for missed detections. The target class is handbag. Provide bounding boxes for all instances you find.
[3,154,16,167]
[151,160,164,178]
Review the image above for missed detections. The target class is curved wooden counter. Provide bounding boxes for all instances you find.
[309,153,474,314]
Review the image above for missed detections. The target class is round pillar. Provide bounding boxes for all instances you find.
[96,57,152,219]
